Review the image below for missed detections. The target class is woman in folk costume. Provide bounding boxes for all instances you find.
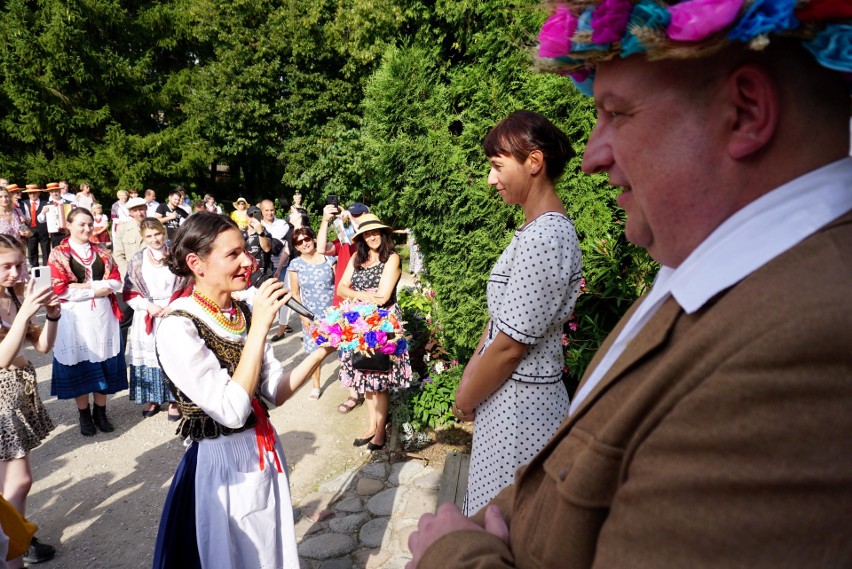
[123,218,188,421]
[48,207,127,437]
[152,212,333,569]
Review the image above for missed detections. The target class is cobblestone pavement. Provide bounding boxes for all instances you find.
[294,460,440,569]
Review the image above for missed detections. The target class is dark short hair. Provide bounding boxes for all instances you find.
[167,212,239,278]
[292,227,316,243]
[168,188,182,198]
[482,110,574,181]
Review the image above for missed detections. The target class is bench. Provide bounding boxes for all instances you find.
[437,451,470,510]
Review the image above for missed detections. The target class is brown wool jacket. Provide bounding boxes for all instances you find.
[420,211,852,569]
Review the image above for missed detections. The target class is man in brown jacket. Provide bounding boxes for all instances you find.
[408,3,852,568]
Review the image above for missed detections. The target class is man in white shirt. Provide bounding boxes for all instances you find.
[37,182,75,247]
[144,189,159,217]
[408,5,852,569]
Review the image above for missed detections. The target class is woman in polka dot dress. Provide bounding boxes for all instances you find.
[454,110,583,515]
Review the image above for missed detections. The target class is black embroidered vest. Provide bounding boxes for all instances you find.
[161,301,268,441]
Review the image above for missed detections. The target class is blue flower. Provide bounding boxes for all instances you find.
[377,308,389,318]
[728,0,798,43]
[621,0,671,58]
[571,72,596,97]
[316,335,327,345]
[573,7,610,52]
[343,311,361,324]
[803,24,852,73]
[394,337,408,356]
[364,331,378,348]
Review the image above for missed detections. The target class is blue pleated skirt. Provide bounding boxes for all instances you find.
[50,352,128,399]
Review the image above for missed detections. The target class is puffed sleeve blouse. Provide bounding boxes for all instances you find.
[155,295,283,429]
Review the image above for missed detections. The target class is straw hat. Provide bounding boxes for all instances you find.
[233,197,249,208]
[4,184,19,192]
[22,184,43,193]
[45,182,61,191]
[352,214,391,240]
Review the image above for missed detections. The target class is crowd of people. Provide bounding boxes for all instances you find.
[1,2,850,567]
[0,177,415,567]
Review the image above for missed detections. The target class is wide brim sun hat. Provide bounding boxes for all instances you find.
[352,214,391,240]
[22,184,43,193]
[537,0,852,95]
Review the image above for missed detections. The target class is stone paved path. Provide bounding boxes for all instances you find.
[294,460,441,569]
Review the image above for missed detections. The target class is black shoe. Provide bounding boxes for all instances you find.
[92,404,115,433]
[23,537,56,564]
[367,440,385,452]
[142,404,160,418]
[78,406,95,437]
[353,434,375,447]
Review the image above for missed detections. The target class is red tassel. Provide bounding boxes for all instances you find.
[251,399,283,473]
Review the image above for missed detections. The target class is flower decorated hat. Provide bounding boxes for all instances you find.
[538,0,852,95]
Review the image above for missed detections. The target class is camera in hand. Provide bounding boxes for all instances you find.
[326,194,339,213]
[247,205,262,219]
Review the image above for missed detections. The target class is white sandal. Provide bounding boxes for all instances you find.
[308,388,322,400]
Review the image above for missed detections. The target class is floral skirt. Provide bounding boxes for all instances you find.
[0,362,55,461]
[338,349,413,393]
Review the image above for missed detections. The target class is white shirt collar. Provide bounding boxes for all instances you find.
[659,157,852,314]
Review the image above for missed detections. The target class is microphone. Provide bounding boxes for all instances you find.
[285,297,314,321]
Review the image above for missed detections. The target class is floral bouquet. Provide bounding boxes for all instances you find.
[311,301,408,357]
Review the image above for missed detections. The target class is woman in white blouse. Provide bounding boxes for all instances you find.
[152,212,332,569]
[47,207,127,437]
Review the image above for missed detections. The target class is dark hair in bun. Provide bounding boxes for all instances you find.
[167,212,239,278]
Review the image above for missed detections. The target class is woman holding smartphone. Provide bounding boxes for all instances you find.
[0,234,60,566]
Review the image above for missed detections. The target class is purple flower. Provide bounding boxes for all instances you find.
[378,342,397,355]
[728,0,799,42]
[591,0,633,44]
[539,4,577,58]
[667,0,743,42]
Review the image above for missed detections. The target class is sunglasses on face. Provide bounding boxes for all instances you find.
[295,239,312,246]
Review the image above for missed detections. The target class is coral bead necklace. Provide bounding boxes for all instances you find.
[192,287,246,334]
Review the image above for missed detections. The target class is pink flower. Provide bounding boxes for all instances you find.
[561,334,569,346]
[539,4,577,58]
[667,0,744,41]
[591,0,633,44]
[569,321,578,332]
[580,277,587,289]
[378,343,397,355]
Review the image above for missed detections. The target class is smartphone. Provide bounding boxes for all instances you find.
[327,194,339,210]
[30,266,52,290]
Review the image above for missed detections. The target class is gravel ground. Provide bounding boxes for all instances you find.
[23,316,377,569]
